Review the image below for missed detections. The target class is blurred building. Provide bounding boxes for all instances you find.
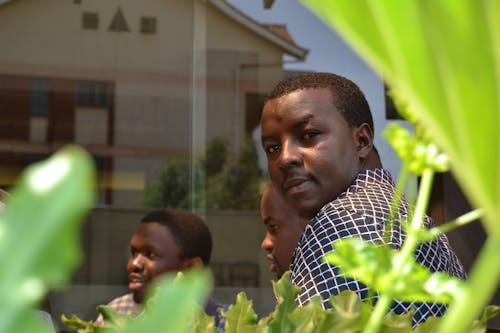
[0,0,308,328]
[0,0,307,207]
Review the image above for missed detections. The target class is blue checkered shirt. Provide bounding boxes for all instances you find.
[290,169,466,325]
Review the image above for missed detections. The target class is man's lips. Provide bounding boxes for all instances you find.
[265,254,278,273]
[128,274,149,290]
[283,177,309,193]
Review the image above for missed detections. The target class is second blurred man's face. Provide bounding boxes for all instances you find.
[260,185,309,278]
[126,222,186,303]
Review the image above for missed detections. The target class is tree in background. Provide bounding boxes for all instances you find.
[142,136,265,210]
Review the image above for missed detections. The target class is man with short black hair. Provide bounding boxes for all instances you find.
[260,72,466,325]
[95,209,225,331]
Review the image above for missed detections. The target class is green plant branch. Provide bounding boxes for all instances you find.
[428,209,483,238]
[363,168,435,333]
[436,235,500,333]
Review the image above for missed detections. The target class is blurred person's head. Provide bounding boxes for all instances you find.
[260,183,309,279]
[127,209,212,303]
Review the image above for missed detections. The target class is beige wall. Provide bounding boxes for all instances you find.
[0,0,193,73]
[0,0,290,207]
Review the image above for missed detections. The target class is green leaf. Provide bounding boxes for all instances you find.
[61,313,100,333]
[189,307,217,333]
[414,316,441,333]
[0,145,95,333]
[222,292,258,333]
[268,271,300,333]
[467,304,500,333]
[480,305,500,323]
[106,269,211,333]
[96,305,130,329]
[324,238,464,303]
[329,291,371,332]
[381,309,414,333]
[288,296,332,333]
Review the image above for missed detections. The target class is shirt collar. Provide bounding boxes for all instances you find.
[339,168,394,198]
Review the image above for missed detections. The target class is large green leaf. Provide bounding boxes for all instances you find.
[268,271,301,333]
[222,292,258,333]
[0,145,95,333]
[106,269,212,333]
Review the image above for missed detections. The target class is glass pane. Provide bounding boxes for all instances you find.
[1,0,449,331]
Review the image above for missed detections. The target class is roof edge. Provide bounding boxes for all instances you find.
[208,0,309,61]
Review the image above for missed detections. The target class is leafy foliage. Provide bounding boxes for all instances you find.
[205,138,264,210]
[222,292,258,333]
[324,238,464,303]
[142,158,202,209]
[0,146,95,333]
[61,271,498,333]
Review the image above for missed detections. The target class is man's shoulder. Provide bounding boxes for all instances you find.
[105,293,141,315]
[108,293,134,306]
[315,169,398,218]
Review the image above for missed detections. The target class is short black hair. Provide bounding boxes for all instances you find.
[140,209,212,265]
[265,72,374,133]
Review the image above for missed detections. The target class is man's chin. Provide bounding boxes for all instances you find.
[274,268,285,280]
[132,289,145,303]
[293,201,320,220]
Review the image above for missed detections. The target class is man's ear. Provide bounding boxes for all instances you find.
[354,123,373,160]
[181,257,204,270]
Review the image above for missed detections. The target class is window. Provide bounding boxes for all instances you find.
[76,81,110,107]
[82,12,98,30]
[31,78,50,116]
[140,17,157,34]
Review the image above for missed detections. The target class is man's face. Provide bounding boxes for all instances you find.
[127,222,185,303]
[260,187,308,278]
[261,88,364,219]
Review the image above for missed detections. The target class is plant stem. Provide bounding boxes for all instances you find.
[430,209,483,237]
[436,235,500,333]
[363,168,435,333]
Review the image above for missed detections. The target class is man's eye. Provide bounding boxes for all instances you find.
[266,144,280,154]
[269,224,279,233]
[303,131,319,141]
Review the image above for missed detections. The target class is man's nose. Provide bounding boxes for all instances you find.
[261,233,273,252]
[130,253,145,269]
[279,138,301,169]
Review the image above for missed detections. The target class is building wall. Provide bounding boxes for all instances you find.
[0,0,290,206]
[0,1,298,329]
